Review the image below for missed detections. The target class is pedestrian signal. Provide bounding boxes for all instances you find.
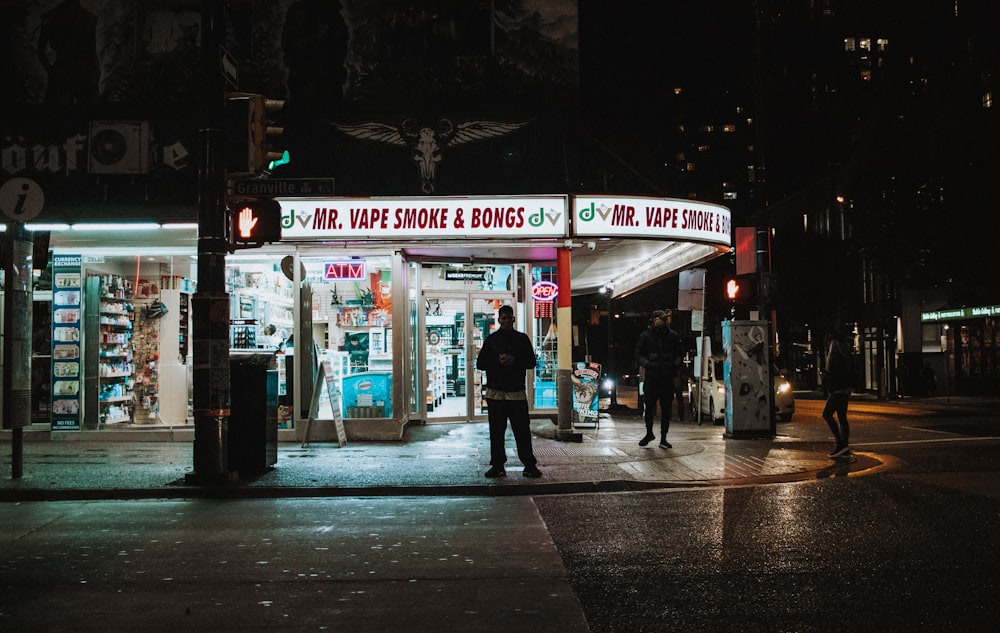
[229,198,282,250]
[726,278,740,300]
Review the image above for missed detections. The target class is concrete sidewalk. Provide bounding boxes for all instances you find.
[0,407,890,501]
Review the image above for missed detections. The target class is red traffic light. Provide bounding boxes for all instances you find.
[229,198,282,249]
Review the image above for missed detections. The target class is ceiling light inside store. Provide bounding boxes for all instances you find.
[19,224,71,231]
[71,223,162,231]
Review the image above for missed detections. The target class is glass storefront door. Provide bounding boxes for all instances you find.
[422,290,514,421]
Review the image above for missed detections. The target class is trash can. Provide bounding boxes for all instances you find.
[229,352,279,475]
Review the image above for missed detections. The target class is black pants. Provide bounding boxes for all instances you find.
[822,392,850,446]
[486,398,537,468]
[643,378,673,438]
[673,387,685,421]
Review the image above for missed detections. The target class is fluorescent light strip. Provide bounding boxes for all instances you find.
[70,223,162,231]
[23,223,72,231]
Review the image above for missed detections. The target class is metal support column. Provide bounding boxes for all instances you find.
[555,246,580,441]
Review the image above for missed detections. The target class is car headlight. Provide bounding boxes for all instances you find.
[776,381,791,394]
[601,378,615,391]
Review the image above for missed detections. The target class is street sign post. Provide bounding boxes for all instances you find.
[230,178,335,197]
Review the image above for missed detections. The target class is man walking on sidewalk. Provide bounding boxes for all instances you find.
[634,309,682,448]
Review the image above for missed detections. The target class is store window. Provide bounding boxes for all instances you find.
[532,266,558,409]
[226,252,395,425]
[305,253,394,421]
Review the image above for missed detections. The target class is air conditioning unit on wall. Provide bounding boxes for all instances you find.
[88,121,151,175]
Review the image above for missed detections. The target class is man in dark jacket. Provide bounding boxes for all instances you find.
[476,305,542,478]
[634,309,682,448]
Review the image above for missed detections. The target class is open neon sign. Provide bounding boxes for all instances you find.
[323,260,366,281]
[531,281,558,301]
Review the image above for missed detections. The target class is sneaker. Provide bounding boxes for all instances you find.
[639,432,655,446]
[522,466,543,478]
[484,466,506,478]
[659,440,672,449]
[830,445,852,458]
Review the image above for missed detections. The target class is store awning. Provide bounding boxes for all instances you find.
[34,195,731,295]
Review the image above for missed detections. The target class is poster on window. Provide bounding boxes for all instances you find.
[51,254,83,431]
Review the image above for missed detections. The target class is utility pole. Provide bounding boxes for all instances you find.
[2,222,33,479]
[189,0,233,483]
[752,0,776,437]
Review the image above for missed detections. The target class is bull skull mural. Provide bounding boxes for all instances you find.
[333,119,528,193]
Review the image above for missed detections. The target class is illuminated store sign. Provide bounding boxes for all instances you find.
[277,195,567,240]
[921,305,1000,322]
[323,260,366,281]
[532,281,559,301]
[573,195,731,246]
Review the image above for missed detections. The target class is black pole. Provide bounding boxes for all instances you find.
[188,0,232,484]
[3,222,32,478]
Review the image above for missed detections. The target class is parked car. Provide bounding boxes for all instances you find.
[689,355,795,422]
[773,367,795,421]
[690,355,727,422]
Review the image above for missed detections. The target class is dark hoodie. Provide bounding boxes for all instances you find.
[476,327,537,392]
[634,322,681,380]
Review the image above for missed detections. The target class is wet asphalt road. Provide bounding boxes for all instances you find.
[2,399,998,632]
[537,449,1000,632]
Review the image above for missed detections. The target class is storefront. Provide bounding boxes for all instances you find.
[919,304,1000,396]
[24,194,731,440]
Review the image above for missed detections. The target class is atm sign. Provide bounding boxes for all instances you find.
[532,281,558,301]
[323,260,366,281]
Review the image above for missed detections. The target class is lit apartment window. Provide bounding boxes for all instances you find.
[723,192,738,200]
[859,38,871,51]
[877,38,888,52]
[860,69,872,81]
[722,124,736,132]
[844,37,855,51]
[675,152,685,161]
[674,87,683,95]
[697,144,710,152]
[701,124,714,133]
[686,162,696,171]
[984,91,993,108]
[677,124,686,133]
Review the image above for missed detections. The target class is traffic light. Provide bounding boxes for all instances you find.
[224,93,287,175]
[228,198,282,250]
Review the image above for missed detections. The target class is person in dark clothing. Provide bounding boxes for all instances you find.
[822,332,853,458]
[475,305,542,478]
[634,309,682,448]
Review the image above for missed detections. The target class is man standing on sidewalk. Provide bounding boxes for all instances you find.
[476,305,542,478]
[634,309,682,448]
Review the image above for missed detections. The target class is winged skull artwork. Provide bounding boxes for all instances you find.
[332,119,529,193]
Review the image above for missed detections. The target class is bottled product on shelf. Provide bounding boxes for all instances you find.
[87,274,135,427]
